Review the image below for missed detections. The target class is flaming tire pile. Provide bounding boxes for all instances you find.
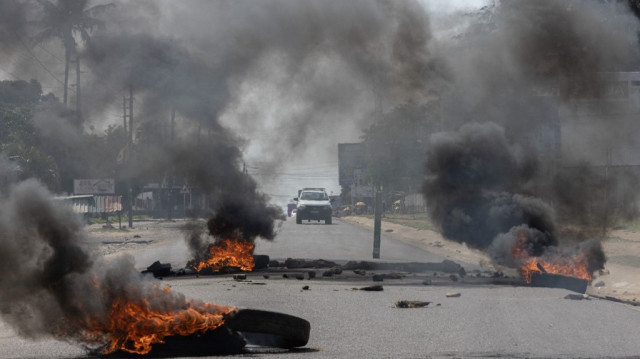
[101,309,310,357]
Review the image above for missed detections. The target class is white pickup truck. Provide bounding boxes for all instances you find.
[294,188,333,225]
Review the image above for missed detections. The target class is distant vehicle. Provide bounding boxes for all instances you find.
[294,188,333,224]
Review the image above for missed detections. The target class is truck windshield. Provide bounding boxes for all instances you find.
[300,192,328,201]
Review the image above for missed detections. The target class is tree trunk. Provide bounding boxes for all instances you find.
[63,47,69,106]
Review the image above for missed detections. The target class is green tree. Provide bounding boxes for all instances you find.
[32,0,112,106]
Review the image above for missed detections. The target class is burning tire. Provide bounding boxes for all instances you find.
[225,309,310,348]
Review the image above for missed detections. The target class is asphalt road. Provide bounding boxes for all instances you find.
[255,217,446,263]
[2,218,640,358]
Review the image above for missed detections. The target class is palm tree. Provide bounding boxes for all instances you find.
[32,0,112,107]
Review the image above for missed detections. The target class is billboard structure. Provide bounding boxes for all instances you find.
[73,178,115,195]
[338,143,374,199]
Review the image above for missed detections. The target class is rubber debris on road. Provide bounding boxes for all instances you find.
[395,300,431,308]
[359,285,384,291]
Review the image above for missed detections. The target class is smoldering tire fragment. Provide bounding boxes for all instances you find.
[359,285,384,291]
[225,309,310,348]
[99,325,247,357]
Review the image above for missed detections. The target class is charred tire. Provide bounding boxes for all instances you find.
[325,216,332,225]
[225,309,310,348]
[296,215,302,224]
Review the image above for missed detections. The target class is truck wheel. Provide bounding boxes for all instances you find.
[325,215,332,225]
[296,215,302,224]
[225,309,310,348]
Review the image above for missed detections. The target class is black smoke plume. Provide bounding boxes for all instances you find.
[0,170,232,353]
[421,1,640,274]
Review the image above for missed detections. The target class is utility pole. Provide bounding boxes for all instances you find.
[602,147,612,238]
[372,66,383,259]
[373,186,382,259]
[122,97,128,136]
[75,55,81,119]
[127,83,134,228]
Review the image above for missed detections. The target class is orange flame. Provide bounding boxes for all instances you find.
[511,231,592,283]
[82,285,235,355]
[195,238,255,272]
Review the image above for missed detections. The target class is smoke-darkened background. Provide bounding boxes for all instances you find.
[2,0,640,347]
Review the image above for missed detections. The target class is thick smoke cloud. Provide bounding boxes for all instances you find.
[422,1,640,272]
[75,0,447,249]
[423,122,556,250]
[0,178,230,351]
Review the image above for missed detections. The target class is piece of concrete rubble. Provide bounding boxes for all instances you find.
[593,280,605,288]
[564,294,590,300]
[445,292,461,297]
[395,300,431,308]
[302,285,310,290]
[322,267,343,277]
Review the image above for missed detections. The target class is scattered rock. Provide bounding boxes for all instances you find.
[233,274,247,281]
[282,274,289,279]
[564,294,590,300]
[134,234,141,238]
[302,285,310,290]
[360,285,384,291]
[285,258,337,269]
[322,267,343,277]
[384,229,394,233]
[263,275,270,279]
[598,269,610,276]
[422,279,432,285]
[395,300,431,308]
[593,281,605,288]
[445,292,461,298]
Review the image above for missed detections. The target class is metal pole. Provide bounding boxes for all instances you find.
[373,188,382,259]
